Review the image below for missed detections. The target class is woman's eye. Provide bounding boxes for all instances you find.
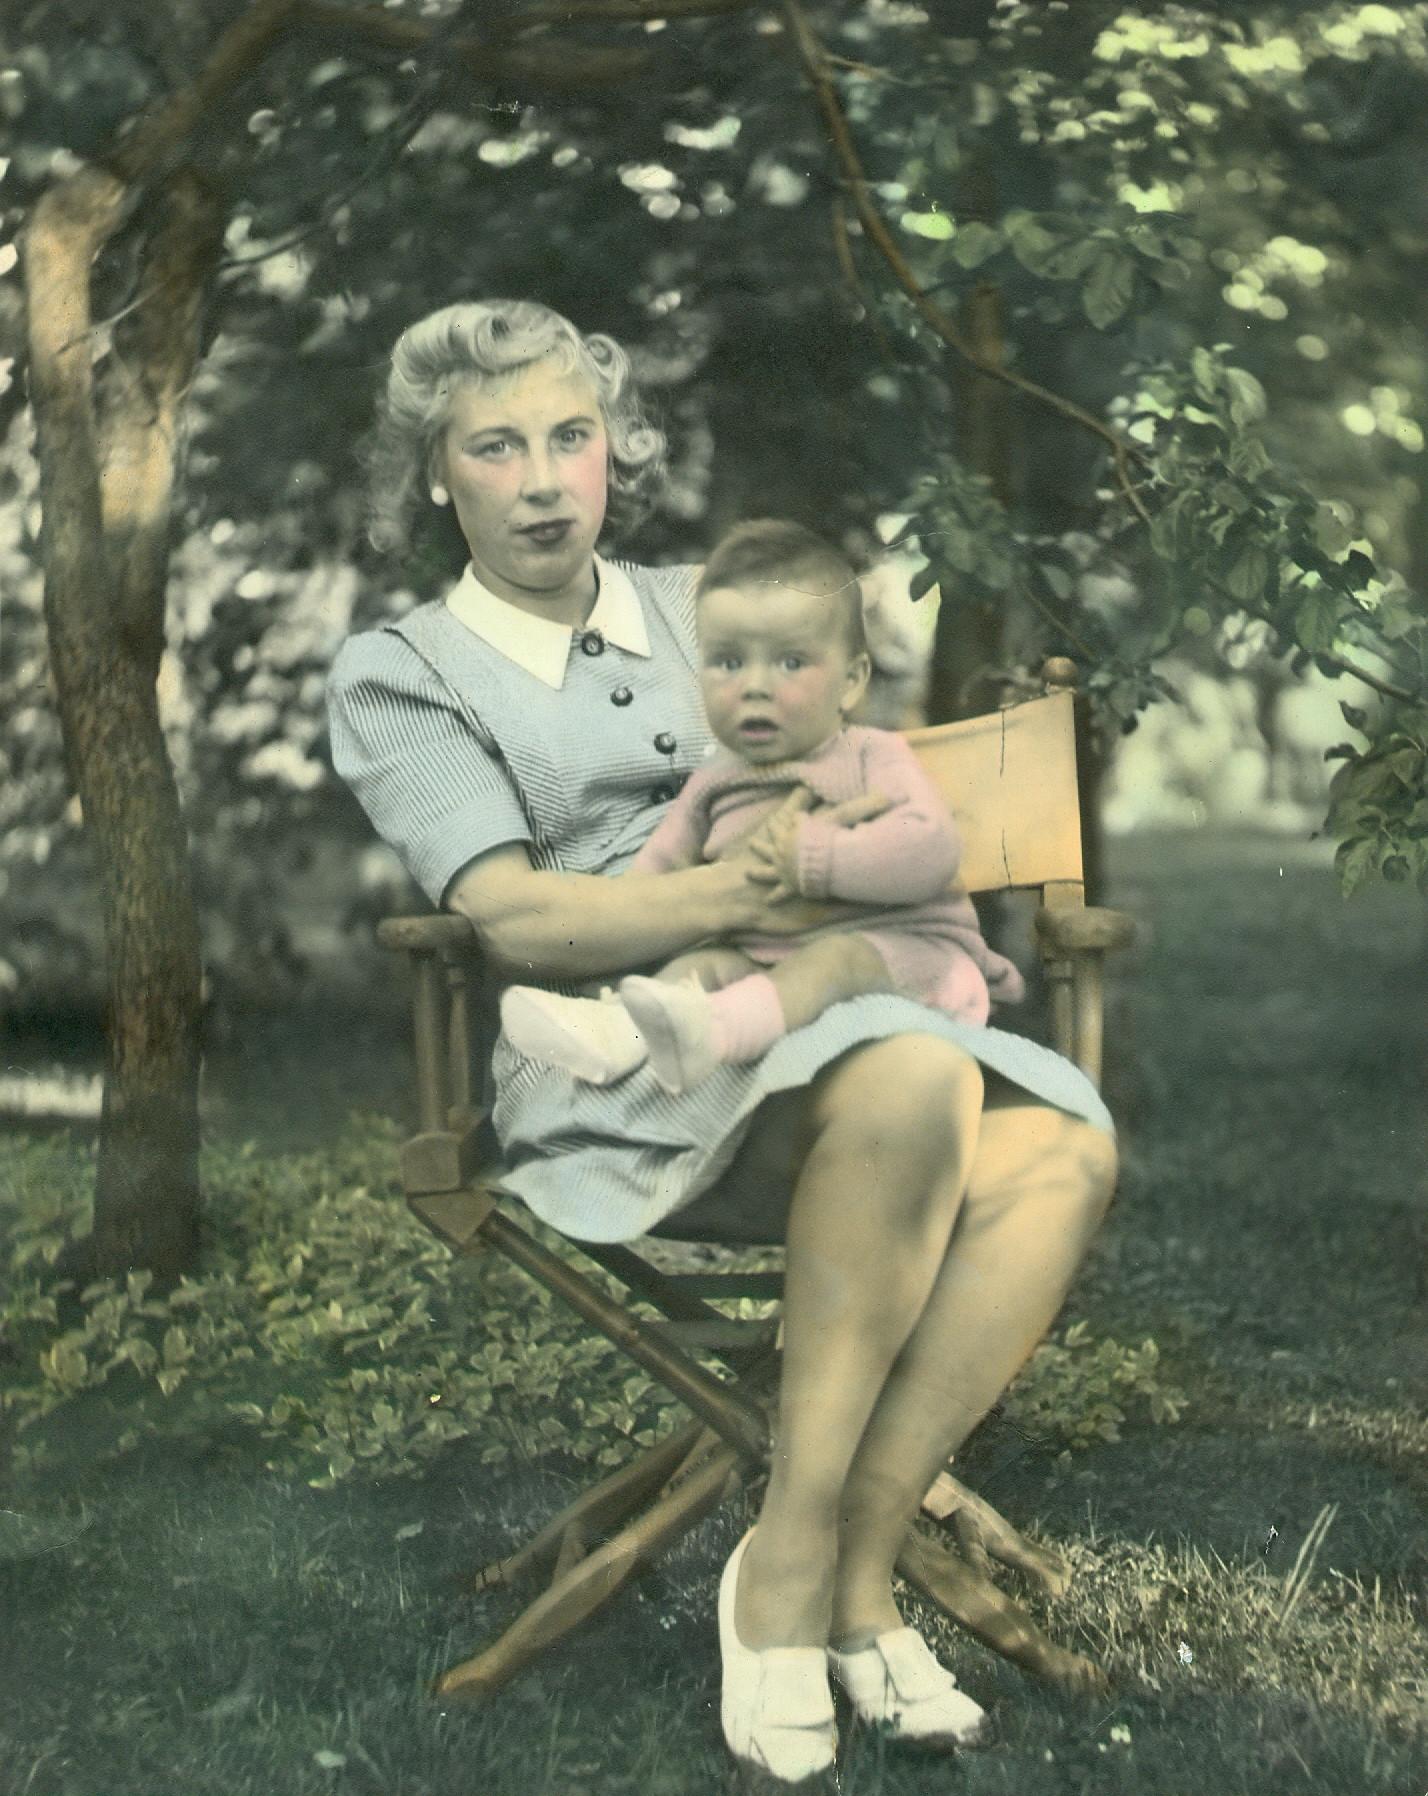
[474,438,513,460]
[557,427,591,449]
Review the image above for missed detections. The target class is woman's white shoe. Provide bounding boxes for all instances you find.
[719,1532,838,1787]
[828,1628,988,1749]
[499,986,647,1084]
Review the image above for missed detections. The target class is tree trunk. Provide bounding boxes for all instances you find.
[23,166,222,1284]
[925,278,1015,725]
[924,273,1109,904]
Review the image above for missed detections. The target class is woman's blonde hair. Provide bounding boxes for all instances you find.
[367,300,666,553]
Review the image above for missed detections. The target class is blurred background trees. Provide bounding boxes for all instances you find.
[0,2,1425,1268]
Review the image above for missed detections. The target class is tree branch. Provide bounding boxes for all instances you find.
[107,0,304,187]
[491,0,755,24]
[778,0,1152,529]
[1311,648,1417,705]
[829,194,896,354]
[289,1,651,89]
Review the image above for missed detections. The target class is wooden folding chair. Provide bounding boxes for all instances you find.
[376,658,1135,1703]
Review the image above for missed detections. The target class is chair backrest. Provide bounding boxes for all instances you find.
[903,690,1083,895]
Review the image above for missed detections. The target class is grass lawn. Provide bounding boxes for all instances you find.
[1,829,1426,1795]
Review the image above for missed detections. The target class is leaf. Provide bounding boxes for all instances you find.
[1311,501,1355,560]
[1224,366,1267,426]
[1224,546,1269,604]
[1040,237,1103,282]
[900,210,954,241]
[1340,702,1368,732]
[1227,437,1273,480]
[908,562,939,601]
[1082,253,1136,329]
[1003,210,1074,276]
[1334,835,1378,897]
[950,220,1002,268]
[1295,588,1341,652]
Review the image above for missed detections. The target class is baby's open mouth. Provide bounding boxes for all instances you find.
[738,719,778,740]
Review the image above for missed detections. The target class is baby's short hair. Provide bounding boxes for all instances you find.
[697,519,867,656]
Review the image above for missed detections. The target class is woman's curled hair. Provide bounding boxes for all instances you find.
[367,300,667,554]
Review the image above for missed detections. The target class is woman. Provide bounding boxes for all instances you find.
[328,301,1116,1786]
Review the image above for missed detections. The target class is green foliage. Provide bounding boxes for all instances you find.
[1129,347,1422,662]
[0,1127,1182,1484]
[904,452,1021,596]
[1327,704,1428,894]
[846,3,1428,886]
[0,1121,686,1486]
[1003,1318,1186,1451]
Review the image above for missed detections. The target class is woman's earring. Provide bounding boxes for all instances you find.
[430,484,449,507]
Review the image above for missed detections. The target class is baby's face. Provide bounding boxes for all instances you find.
[697,580,870,766]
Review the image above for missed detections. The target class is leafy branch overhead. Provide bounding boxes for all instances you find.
[8,0,1428,934]
[775,1,1428,891]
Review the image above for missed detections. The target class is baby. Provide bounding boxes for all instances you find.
[501,520,1023,1093]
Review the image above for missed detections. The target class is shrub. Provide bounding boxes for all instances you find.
[0,1119,685,1486]
[1,1125,1183,1486]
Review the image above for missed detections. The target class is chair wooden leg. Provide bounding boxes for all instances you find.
[467,1419,707,1593]
[436,1436,744,1702]
[896,1525,1109,1697]
[921,1469,1071,1596]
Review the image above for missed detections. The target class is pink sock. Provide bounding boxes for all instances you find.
[706,973,786,1064]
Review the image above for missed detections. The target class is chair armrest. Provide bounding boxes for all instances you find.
[377,913,476,953]
[1033,905,1136,956]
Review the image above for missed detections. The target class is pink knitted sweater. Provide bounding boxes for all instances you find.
[628,726,1024,1002]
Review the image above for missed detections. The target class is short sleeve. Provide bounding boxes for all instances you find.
[327,629,532,904]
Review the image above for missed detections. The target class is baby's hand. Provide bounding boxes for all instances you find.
[743,788,893,901]
[816,790,891,832]
[744,802,806,900]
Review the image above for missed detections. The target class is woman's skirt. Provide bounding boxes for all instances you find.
[492,993,1114,1245]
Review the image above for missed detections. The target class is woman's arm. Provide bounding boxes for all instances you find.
[446,794,852,982]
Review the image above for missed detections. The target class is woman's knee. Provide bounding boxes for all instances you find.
[815,1034,984,1148]
[980,1105,1117,1222]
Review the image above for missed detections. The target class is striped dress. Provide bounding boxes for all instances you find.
[326,561,1113,1245]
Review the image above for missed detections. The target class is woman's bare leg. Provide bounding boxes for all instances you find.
[735,1034,986,1649]
[829,1096,1117,1644]
[731,1050,1116,1651]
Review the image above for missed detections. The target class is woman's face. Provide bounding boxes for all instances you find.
[438,358,609,620]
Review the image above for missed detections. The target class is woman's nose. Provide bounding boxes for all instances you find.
[520,447,561,502]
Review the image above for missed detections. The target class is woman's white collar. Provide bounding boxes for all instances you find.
[444,556,651,688]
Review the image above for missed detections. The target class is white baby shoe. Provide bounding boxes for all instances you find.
[828,1627,988,1749]
[617,975,720,1094]
[499,986,646,1084]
